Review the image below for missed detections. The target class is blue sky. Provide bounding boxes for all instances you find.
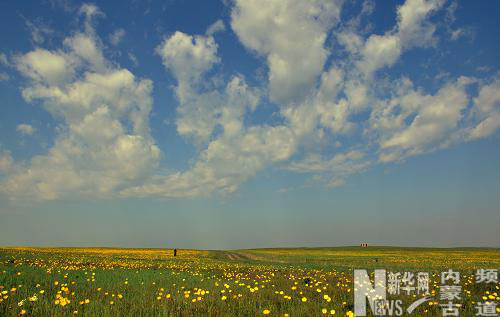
[0,0,499,249]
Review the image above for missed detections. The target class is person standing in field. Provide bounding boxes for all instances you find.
[174,248,177,257]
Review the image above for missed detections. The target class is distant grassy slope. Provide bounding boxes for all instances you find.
[231,246,500,270]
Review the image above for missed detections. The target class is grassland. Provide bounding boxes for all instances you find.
[0,246,498,316]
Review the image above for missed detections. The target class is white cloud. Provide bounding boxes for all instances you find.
[63,33,108,72]
[281,66,354,140]
[358,34,402,76]
[15,48,77,86]
[466,78,500,140]
[356,0,444,77]
[2,0,499,201]
[1,4,159,201]
[374,77,474,161]
[231,0,342,104]
[206,19,226,35]
[337,31,364,55]
[155,31,257,145]
[123,29,304,198]
[109,28,125,46]
[396,0,444,47]
[121,124,297,198]
[156,31,219,83]
[16,124,36,136]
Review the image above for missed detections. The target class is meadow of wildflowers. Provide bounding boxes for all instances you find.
[0,247,498,316]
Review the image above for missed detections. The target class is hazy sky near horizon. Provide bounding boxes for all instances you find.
[0,0,499,249]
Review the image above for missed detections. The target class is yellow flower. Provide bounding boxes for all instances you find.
[110,301,114,305]
[263,309,270,315]
[301,297,307,302]
[346,311,354,317]
[330,309,336,314]
[20,310,26,315]
[221,296,227,300]
[322,308,327,314]
[166,294,171,299]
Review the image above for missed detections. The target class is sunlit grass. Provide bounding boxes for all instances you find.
[0,247,498,316]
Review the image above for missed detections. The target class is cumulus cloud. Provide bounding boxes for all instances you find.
[396,0,444,47]
[156,32,222,143]
[156,31,219,83]
[466,79,500,140]
[231,0,342,104]
[358,34,402,76]
[2,0,499,201]
[357,0,444,77]
[15,48,77,86]
[121,123,296,198]
[63,32,108,72]
[375,77,474,161]
[1,4,159,201]
[122,29,301,198]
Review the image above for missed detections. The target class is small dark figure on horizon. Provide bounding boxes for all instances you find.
[174,248,177,257]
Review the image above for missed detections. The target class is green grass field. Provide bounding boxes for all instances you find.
[0,247,498,316]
